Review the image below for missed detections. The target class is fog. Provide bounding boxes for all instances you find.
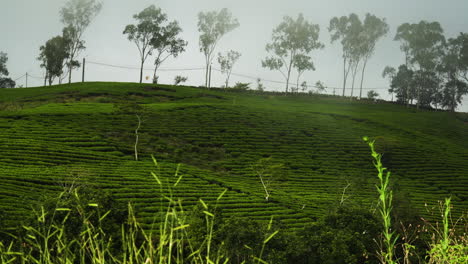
[2,0,468,112]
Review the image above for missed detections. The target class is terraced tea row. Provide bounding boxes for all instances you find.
[0,83,466,229]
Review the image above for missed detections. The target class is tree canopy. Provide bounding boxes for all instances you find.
[60,0,102,84]
[218,50,241,88]
[150,20,187,84]
[262,13,323,93]
[38,35,71,86]
[0,52,15,88]
[198,8,239,87]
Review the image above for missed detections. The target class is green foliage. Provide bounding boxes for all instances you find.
[426,198,468,264]
[0,51,15,88]
[256,78,265,92]
[287,207,380,264]
[0,82,467,263]
[329,13,363,96]
[315,80,326,94]
[174,75,188,85]
[60,0,102,83]
[218,50,241,88]
[123,5,185,83]
[364,136,398,264]
[231,82,250,91]
[38,35,71,85]
[263,13,323,93]
[0,51,9,77]
[367,90,379,100]
[198,8,239,87]
[150,13,187,83]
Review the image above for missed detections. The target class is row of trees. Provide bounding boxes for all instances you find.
[383,23,468,111]
[6,0,468,110]
[122,5,467,111]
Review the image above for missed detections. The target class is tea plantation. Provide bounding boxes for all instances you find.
[0,82,467,231]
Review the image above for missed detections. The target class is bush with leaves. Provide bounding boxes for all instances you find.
[174,75,188,85]
[231,82,250,91]
[288,207,380,264]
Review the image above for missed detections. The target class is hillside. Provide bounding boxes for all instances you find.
[0,82,467,231]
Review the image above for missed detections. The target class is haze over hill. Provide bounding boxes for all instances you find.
[2,0,468,112]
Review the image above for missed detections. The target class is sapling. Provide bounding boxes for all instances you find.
[363,136,398,264]
[114,101,149,161]
[251,157,284,201]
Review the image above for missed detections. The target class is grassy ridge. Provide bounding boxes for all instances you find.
[0,82,467,230]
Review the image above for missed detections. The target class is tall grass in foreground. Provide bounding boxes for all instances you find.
[1,141,466,263]
[364,136,467,264]
[426,198,467,264]
[0,156,277,264]
[364,136,398,264]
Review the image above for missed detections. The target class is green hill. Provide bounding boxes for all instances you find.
[0,82,467,230]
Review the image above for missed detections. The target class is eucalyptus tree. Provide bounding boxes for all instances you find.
[382,66,396,101]
[151,20,187,84]
[394,21,445,109]
[38,35,71,86]
[198,8,239,87]
[124,5,167,83]
[315,80,326,94]
[262,13,323,93]
[438,33,468,111]
[391,65,415,105]
[294,54,315,93]
[217,50,241,88]
[329,13,362,96]
[60,0,102,84]
[0,52,15,88]
[358,14,389,99]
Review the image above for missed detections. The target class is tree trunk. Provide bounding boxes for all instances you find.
[350,60,359,100]
[359,59,368,99]
[296,74,300,93]
[44,72,47,87]
[342,57,346,96]
[452,86,456,112]
[286,58,293,93]
[139,60,144,84]
[134,114,141,161]
[153,64,159,84]
[68,64,72,84]
[416,82,420,110]
[205,63,209,88]
[225,70,231,88]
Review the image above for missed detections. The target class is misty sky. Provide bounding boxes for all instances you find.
[2,0,468,112]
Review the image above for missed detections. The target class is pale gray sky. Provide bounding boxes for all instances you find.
[2,0,468,112]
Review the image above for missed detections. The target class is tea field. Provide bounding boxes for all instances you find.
[0,82,467,231]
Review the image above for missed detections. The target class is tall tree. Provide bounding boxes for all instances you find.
[391,65,415,105]
[329,14,362,97]
[262,13,323,93]
[37,36,71,86]
[438,33,468,111]
[382,66,396,101]
[394,21,445,109]
[198,8,239,87]
[0,52,15,88]
[217,50,241,88]
[151,20,187,84]
[60,0,102,84]
[358,14,389,99]
[124,5,167,83]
